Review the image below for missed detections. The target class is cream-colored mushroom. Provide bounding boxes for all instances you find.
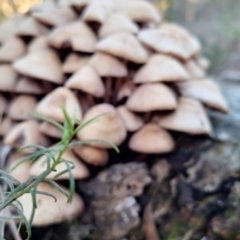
[0,65,18,92]
[184,60,205,78]
[39,121,63,139]
[28,35,49,53]
[0,117,13,137]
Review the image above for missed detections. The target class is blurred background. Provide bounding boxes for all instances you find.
[0,0,240,73]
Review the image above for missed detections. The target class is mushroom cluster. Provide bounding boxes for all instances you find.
[0,0,228,227]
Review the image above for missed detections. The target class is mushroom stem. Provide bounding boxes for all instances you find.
[113,77,122,105]
[87,93,95,107]
[104,77,112,103]
[42,81,53,93]
[137,154,148,162]
[143,112,152,122]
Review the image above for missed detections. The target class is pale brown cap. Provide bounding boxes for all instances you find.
[36,87,82,123]
[30,147,89,180]
[134,54,189,83]
[0,94,7,115]
[15,77,45,95]
[176,79,228,113]
[195,56,210,71]
[28,1,56,14]
[7,152,31,183]
[63,53,90,74]
[96,32,149,64]
[116,0,162,23]
[0,64,18,92]
[117,105,143,132]
[77,103,127,148]
[40,121,63,139]
[33,7,77,27]
[16,17,49,37]
[129,122,175,154]
[157,97,212,135]
[48,21,97,53]
[73,144,109,166]
[4,120,50,153]
[99,13,139,39]
[65,65,105,98]
[8,95,38,121]
[0,117,13,137]
[28,35,49,53]
[138,23,201,60]
[17,182,84,226]
[184,60,205,78]
[117,80,136,102]
[13,49,64,84]
[88,52,128,77]
[126,83,177,112]
[0,37,26,62]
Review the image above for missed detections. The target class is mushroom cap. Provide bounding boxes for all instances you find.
[129,122,175,154]
[28,35,49,53]
[15,77,45,95]
[7,152,31,183]
[117,106,144,132]
[138,23,201,60]
[62,53,90,74]
[17,182,84,226]
[8,95,38,120]
[176,79,229,113]
[0,64,18,92]
[16,17,49,37]
[77,103,127,148]
[13,49,64,84]
[126,83,177,112]
[0,37,26,62]
[88,52,128,77]
[117,80,136,102]
[28,1,56,14]
[0,117,13,137]
[0,94,8,115]
[195,56,210,71]
[32,6,77,27]
[65,65,105,98]
[36,87,82,123]
[48,21,97,53]
[134,54,190,83]
[4,120,50,153]
[99,13,139,39]
[96,32,148,64]
[184,60,205,78]
[116,0,162,23]
[30,147,89,180]
[157,97,212,135]
[73,144,109,166]
[39,121,63,139]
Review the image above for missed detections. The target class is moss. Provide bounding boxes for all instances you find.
[167,219,189,240]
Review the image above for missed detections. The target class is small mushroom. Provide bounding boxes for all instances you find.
[0,117,13,137]
[39,121,63,139]
[0,94,7,115]
[184,59,205,78]
[28,35,49,53]
[0,65,18,92]
[117,80,136,102]
[129,122,175,154]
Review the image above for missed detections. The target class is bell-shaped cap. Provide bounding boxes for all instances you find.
[4,120,50,153]
[117,81,136,102]
[15,77,45,95]
[184,60,205,78]
[116,0,162,23]
[88,52,128,77]
[77,103,127,148]
[195,56,210,71]
[126,83,177,112]
[157,97,212,135]
[28,36,49,53]
[30,147,89,180]
[0,65,18,92]
[17,182,84,226]
[0,94,8,115]
[138,23,201,60]
[65,65,105,98]
[16,17,49,37]
[134,54,189,83]
[0,117,13,137]
[129,122,175,154]
[176,79,228,113]
[117,106,143,132]
[63,53,90,74]
[40,122,63,139]
[36,87,82,123]
[33,6,77,27]
[48,21,97,53]
[96,32,148,64]
[0,37,26,62]
[8,95,38,120]
[99,13,139,39]
[13,49,64,84]
[73,144,109,166]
